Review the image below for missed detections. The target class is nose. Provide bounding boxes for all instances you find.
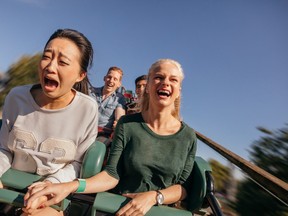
[161,77,170,86]
[45,59,57,74]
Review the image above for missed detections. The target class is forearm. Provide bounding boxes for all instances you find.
[160,184,187,205]
[115,107,125,121]
[73,170,119,194]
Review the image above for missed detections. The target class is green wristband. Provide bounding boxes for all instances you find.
[76,178,86,193]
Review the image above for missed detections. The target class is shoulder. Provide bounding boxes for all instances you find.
[118,112,142,124]
[9,84,32,94]
[115,92,125,100]
[91,86,103,96]
[5,84,33,100]
[113,92,126,106]
[94,86,102,92]
[181,121,197,139]
[75,91,98,110]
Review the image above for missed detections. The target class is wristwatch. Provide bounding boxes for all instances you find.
[156,190,164,205]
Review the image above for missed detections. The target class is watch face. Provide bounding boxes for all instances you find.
[157,191,164,205]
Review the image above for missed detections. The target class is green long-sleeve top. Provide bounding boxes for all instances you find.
[104,113,197,194]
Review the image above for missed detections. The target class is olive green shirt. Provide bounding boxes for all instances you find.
[105,113,197,194]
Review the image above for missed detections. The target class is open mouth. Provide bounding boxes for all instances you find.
[44,77,59,91]
[157,89,171,97]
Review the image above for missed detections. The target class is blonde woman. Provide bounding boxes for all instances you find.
[25,59,197,216]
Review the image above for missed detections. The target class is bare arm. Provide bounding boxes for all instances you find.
[117,184,187,216]
[113,107,126,128]
[25,170,118,209]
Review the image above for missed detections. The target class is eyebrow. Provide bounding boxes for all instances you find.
[43,48,72,62]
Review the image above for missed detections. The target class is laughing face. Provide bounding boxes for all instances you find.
[147,62,183,109]
[103,70,122,94]
[38,38,86,101]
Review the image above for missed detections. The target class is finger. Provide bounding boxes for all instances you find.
[24,190,32,207]
[26,188,52,208]
[39,197,60,209]
[116,201,134,216]
[122,193,136,198]
[30,195,48,210]
[28,181,46,189]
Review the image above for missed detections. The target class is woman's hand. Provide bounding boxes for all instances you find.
[22,195,49,215]
[0,180,3,189]
[22,181,53,213]
[24,181,52,200]
[24,181,77,210]
[116,191,157,216]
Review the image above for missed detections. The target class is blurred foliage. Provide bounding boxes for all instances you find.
[209,159,232,194]
[234,125,288,216]
[0,53,41,108]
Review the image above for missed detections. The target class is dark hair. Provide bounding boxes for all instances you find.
[134,75,147,87]
[44,29,94,94]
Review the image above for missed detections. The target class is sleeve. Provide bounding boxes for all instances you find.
[44,162,81,183]
[178,129,197,191]
[104,116,125,179]
[116,94,127,110]
[0,94,15,177]
[0,119,13,177]
[45,102,99,183]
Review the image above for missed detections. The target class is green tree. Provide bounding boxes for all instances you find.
[0,53,41,108]
[209,159,231,194]
[234,125,288,216]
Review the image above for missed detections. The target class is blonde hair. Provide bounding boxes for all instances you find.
[141,59,184,120]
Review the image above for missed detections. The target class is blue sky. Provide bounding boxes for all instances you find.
[1,0,287,170]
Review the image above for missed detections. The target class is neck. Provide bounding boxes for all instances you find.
[142,106,179,135]
[102,87,114,100]
[32,88,75,109]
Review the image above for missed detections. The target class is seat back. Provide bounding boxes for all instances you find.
[81,140,106,178]
[187,156,212,212]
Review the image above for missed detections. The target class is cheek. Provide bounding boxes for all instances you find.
[173,85,181,97]
[38,63,44,78]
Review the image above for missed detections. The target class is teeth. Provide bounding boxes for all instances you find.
[158,90,170,96]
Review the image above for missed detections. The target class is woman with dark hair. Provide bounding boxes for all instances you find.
[0,29,98,215]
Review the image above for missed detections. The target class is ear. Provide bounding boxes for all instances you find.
[76,71,86,82]
[176,87,182,98]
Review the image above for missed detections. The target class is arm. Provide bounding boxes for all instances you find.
[25,170,119,210]
[117,184,187,216]
[0,102,14,180]
[113,107,125,129]
[113,95,127,128]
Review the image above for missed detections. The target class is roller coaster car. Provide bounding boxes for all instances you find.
[0,120,223,216]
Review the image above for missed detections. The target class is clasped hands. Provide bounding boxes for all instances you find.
[23,182,157,216]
